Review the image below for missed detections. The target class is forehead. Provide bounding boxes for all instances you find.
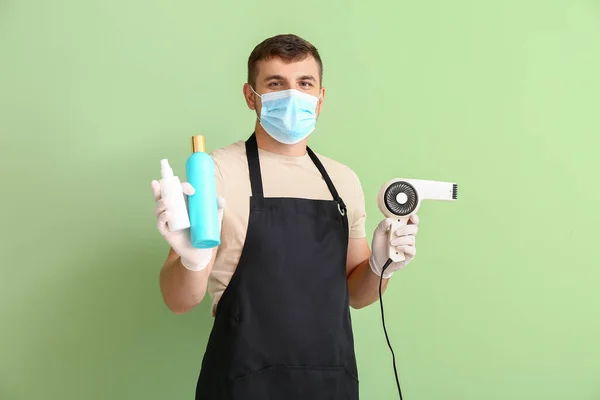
[255,56,320,81]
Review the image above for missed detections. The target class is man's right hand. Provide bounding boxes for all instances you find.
[151,180,225,271]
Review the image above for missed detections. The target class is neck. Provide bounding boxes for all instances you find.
[254,122,308,157]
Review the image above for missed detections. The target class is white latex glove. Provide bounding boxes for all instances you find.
[151,180,225,271]
[369,214,419,279]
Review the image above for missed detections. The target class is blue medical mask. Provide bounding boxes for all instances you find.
[251,87,320,145]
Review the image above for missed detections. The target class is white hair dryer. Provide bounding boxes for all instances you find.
[377,178,458,262]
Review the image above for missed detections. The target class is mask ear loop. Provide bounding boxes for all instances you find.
[249,86,263,122]
[315,91,323,120]
[249,86,262,98]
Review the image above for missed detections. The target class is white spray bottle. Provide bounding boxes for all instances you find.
[159,159,191,232]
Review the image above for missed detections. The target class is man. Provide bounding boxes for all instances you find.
[151,33,419,399]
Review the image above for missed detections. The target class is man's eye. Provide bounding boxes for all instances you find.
[301,81,313,87]
[269,82,281,87]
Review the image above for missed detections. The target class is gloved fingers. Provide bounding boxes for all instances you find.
[157,211,170,236]
[151,180,161,202]
[374,218,393,236]
[395,224,418,237]
[181,182,196,196]
[409,214,419,225]
[391,235,415,247]
[155,199,167,217]
[395,245,416,258]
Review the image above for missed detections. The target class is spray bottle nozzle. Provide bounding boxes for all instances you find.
[160,159,174,178]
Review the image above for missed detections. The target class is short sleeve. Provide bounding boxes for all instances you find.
[211,154,225,199]
[349,170,367,239]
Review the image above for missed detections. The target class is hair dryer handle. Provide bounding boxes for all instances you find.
[388,218,409,262]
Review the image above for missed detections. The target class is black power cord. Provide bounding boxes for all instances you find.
[380,258,404,399]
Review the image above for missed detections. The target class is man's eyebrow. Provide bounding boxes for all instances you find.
[264,74,286,81]
[298,75,316,81]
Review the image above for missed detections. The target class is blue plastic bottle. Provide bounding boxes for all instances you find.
[186,135,220,249]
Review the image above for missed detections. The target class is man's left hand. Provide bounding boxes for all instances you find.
[369,214,419,279]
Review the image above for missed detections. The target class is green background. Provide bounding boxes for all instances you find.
[1,0,599,399]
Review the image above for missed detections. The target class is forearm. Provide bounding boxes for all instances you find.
[347,258,390,309]
[159,250,214,314]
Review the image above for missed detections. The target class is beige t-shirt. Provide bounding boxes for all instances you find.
[207,140,367,316]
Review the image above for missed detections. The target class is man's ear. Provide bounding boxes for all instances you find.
[243,83,257,110]
[317,86,326,115]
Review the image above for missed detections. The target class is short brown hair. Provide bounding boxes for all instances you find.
[247,34,323,88]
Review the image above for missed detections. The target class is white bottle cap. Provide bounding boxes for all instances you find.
[160,159,174,178]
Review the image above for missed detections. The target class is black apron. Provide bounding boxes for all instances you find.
[195,133,359,400]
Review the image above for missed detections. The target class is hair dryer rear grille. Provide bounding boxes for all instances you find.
[384,181,418,216]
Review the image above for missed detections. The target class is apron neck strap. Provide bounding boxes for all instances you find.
[245,133,264,200]
[306,146,344,207]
